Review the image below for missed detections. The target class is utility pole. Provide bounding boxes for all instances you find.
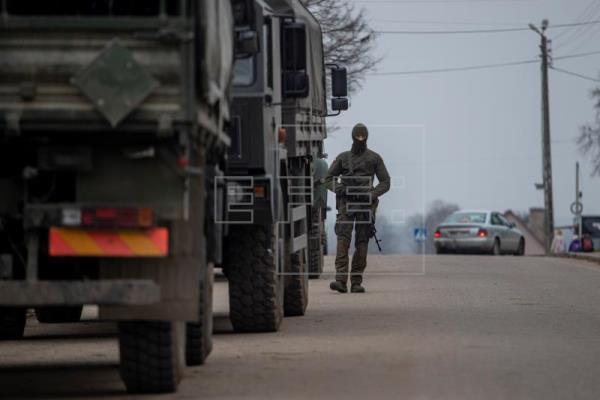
[575,162,583,240]
[529,20,554,255]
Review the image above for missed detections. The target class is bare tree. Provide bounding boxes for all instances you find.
[369,200,461,254]
[405,200,460,254]
[577,87,600,175]
[326,200,460,255]
[302,0,381,93]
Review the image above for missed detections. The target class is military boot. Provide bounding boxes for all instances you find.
[330,281,348,293]
[351,283,365,293]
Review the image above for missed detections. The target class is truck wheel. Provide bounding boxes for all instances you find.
[0,307,26,340]
[119,321,184,393]
[284,250,309,317]
[308,208,324,279]
[225,225,283,332]
[35,306,83,323]
[186,261,214,366]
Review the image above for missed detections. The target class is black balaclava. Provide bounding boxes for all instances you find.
[351,123,369,154]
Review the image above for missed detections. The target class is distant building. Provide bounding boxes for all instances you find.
[504,209,545,256]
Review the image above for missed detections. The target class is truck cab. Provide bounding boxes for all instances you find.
[221,0,348,332]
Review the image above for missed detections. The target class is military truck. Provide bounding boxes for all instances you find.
[0,0,241,393]
[222,0,348,332]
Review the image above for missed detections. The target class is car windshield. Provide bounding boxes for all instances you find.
[444,212,487,224]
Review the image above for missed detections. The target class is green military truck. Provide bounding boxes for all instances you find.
[0,0,240,393]
[223,0,347,332]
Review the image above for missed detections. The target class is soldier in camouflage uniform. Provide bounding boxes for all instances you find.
[326,123,390,293]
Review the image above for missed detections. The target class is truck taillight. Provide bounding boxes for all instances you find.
[78,207,154,228]
[254,184,267,198]
[434,229,441,238]
[477,228,488,237]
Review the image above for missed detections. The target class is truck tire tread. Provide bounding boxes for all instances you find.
[186,263,213,366]
[284,252,308,316]
[308,209,324,279]
[119,321,181,393]
[225,226,283,332]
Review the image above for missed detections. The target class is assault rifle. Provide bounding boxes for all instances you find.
[371,214,382,252]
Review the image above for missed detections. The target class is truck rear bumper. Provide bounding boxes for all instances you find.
[0,279,160,306]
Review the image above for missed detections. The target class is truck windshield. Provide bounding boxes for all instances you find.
[5,0,181,16]
[233,57,255,87]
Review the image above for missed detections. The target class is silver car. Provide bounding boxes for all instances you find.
[434,210,525,255]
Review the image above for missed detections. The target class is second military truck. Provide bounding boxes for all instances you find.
[222,0,348,332]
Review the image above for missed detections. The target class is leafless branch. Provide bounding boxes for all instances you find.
[577,87,600,175]
[302,0,382,94]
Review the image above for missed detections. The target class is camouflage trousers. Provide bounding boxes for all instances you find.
[334,211,373,285]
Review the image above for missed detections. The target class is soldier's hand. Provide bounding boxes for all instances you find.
[334,184,346,197]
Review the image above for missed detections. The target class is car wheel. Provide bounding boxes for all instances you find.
[516,237,525,256]
[490,238,501,256]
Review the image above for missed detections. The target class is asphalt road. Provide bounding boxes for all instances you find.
[2,255,600,400]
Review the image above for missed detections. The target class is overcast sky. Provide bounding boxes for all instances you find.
[325,0,600,227]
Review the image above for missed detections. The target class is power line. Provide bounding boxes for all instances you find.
[369,49,600,76]
[375,27,529,34]
[551,66,600,83]
[370,18,526,27]
[553,0,600,45]
[554,49,600,60]
[554,3,600,53]
[374,20,600,35]
[370,59,537,76]
[356,0,538,3]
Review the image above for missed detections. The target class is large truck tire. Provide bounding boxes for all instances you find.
[225,225,283,332]
[118,321,184,394]
[308,208,324,279]
[35,306,83,323]
[0,307,26,340]
[185,261,214,366]
[284,251,308,317]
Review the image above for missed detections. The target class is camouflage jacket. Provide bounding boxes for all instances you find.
[325,148,391,212]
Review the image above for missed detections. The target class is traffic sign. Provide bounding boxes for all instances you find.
[570,201,583,215]
[413,228,427,242]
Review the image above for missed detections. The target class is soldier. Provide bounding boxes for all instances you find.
[326,123,390,293]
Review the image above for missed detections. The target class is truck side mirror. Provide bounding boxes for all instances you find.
[327,65,349,115]
[331,97,348,111]
[331,67,347,98]
[282,22,309,99]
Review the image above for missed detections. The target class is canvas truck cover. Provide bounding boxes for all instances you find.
[198,0,235,121]
[267,0,327,116]
[0,0,235,133]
